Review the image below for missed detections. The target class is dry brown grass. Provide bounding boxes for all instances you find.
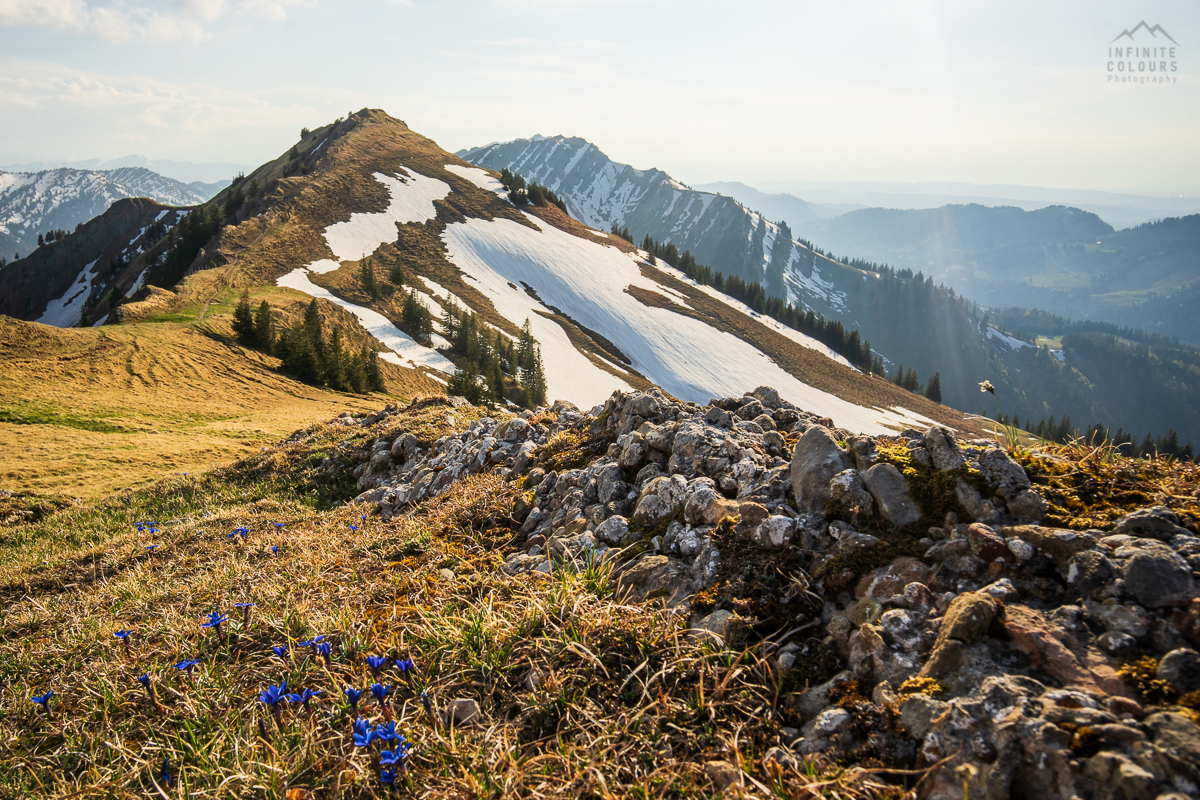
[1020,438,1200,530]
[0,305,439,498]
[0,403,900,799]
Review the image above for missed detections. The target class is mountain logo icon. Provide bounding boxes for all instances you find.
[1110,21,1178,45]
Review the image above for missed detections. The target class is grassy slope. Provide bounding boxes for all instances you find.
[0,275,442,498]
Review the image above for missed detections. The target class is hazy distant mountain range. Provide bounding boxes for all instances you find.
[0,166,225,260]
[1,155,248,186]
[708,179,1200,232]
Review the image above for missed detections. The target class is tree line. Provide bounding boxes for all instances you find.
[637,232,887,375]
[232,291,385,395]
[498,169,568,214]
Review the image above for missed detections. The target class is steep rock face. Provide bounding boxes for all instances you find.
[0,166,211,258]
[459,135,849,315]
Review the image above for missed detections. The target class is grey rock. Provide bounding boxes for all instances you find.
[1001,524,1098,564]
[1006,489,1047,522]
[925,426,966,471]
[755,515,796,548]
[975,448,1031,499]
[1112,506,1192,543]
[1157,648,1200,694]
[956,478,997,523]
[1065,550,1117,600]
[1097,631,1139,658]
[790,426,851,514]
[828,468,875,525]
[862,463,920,527]
[595,515,632,545]
[1124,548,1198,608]
[444,697,481,726]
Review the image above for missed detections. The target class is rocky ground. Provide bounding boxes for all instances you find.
[326,387,1200,799]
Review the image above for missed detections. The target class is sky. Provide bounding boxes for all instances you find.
[1,0,1197,196]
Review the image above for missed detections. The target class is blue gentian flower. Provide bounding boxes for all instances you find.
[234,602,255,609]
[260,681,288,709]
[420,690,432,715]
[316,641,332,663]
[145,544,158,551]
[161,758,171,787]
[114,630,132,640]
[298,635,325,647]
[31,691,54,711]
[271,645,288,660]
[272,522,284,530]
[201,611,227,642]
[285,687,323,712]
[136,673,157,704]
[367,655,388,678]
[380,767,397,786]
[174,659,200,671]
[352,717,375,747]
[344,686,362,711]
[370,683,391,705]
[361,514,368,525]
[201,611,227,629]
[394,657,414,674]
[270,545,279,555]
[349,524,358,533]
[374,721,399,743]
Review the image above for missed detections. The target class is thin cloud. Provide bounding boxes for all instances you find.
[0,0,308,42]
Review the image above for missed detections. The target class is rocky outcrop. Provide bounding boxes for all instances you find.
[333,388,1199,800]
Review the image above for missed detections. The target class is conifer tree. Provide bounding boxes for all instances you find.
[388,256,406,286]
[364,347,385,392]
[253,300,274,355]
[232,289,256,347]
[924,372,942,403]
[360,258,381,300]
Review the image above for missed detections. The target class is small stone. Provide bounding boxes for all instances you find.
[704,760,742,790]
[1006,536,1035,561]
[762,746,797,772]
[967,522,1014,564]
[595,515,632,545]
[444,697,481,726]
[1097,631,1139,658]
[755,515,796,548]
[1065,550,1116,600]
[1157,648,1200,694]
[438,568,456,582]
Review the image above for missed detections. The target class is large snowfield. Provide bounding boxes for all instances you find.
[278,164,940,434]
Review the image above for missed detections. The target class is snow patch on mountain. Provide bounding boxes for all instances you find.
[987,327,1033,350]
[444,164,505,195]
[37,260,97,327]
[277,267,456,374]
[321,171,451,262]
[439,211,929,434]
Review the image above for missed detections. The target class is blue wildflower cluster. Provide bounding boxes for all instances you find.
[352,717,411,786]
[23,523,420,790]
